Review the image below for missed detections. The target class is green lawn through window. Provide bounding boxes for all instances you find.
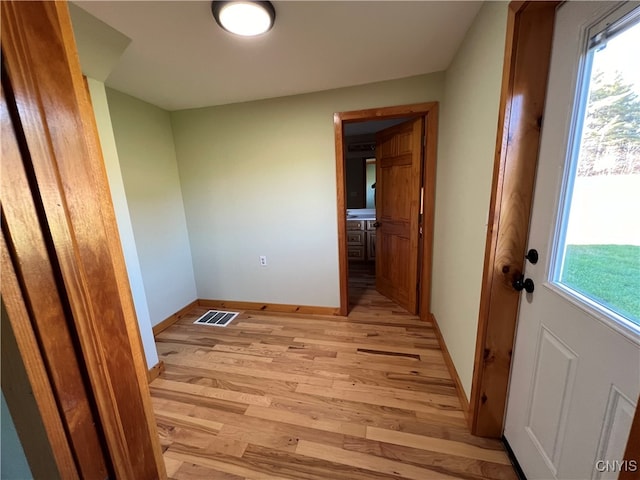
[561,244,640,325]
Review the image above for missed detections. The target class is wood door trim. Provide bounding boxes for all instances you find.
[2,75,110,478]
[147,361,166,383]
[198,299,340,316]
[334,102,438,317]
[1,235,80,480]
[1,1,166,477]
[430,313,470,423]
[469,1,559,437]
[153,300,199,336]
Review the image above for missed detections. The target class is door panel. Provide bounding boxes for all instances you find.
[597,388,637,480]
[375,118,423,313]
[525,327,577,472]
[504,2,640,478]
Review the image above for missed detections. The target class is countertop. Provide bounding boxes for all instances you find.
[346,209,376,221]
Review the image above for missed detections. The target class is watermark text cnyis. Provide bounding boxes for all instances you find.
[595,460,638,473]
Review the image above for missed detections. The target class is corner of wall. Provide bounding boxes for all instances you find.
[431,1,509,398]
[86,78,159,368]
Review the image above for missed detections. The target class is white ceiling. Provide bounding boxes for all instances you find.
[72,1,482,111]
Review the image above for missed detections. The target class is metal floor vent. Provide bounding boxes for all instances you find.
[193,310,239,327]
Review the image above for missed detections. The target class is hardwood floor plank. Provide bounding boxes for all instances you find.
[165,448,293,480]
[157,425,214,450]
[161,364,300,396]
[244,404,367,437]
[295,383,465,418]
[172,462,245,480]
[356,348,421,360]
[212,342,289,356]
[151,386,250,415]
[164,457,183,478]
[161,356,333,387]
[295,440,459,480]
[153,378,272,406]
[154,409,224,435]
[216,412,347,452]
[267,393,419,423]
[292,337,443,359]
[366,426,510,465]
[204,435,249,458]
[331,380,461,407]
[242,443,412,480]
[151,270,515,479]
[348,371,457,395]
[158,342,276,364]
[342,436,516,480]
[317,352,451,375]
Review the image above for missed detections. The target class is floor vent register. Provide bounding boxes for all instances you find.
[193,310,239,327]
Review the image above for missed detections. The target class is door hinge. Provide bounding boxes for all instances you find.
[422,133,426,146]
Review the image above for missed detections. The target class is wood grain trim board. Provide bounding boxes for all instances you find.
[153,300,199,336]
[198,299,340,317]
[147,361,166,383]
[430,313,470,424]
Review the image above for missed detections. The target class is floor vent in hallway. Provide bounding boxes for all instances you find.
[193,310,239,327]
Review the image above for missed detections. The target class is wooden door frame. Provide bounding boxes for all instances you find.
[467,1,559,437]
[334,102,438,318]
[1,1,166,477]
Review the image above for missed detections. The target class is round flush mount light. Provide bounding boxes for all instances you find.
[211,1,276,37]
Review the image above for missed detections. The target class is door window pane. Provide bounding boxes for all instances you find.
[554,10,640,328]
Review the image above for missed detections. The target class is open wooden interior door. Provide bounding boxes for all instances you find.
[375,118,424,314]
[1,1,165,478]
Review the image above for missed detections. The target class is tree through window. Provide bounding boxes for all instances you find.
[554,9,640,329]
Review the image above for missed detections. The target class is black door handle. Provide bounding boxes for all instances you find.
[525,248,539,264]
[512,274,534,293]
[373,222,381,228]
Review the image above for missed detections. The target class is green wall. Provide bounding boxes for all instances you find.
[170,73,445,306]
[432,1,509,396]
[87,78,158,366]
[107,89,197,324]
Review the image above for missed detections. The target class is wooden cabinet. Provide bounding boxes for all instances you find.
[347,220,366,231]
[367,231,376,261]
[347,246,365,261]
[347,230,366,245]
[347,220,376,262]
[366,221,376,261]
[347,221,365,260]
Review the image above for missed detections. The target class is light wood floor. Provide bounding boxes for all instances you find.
[151,264,516,479]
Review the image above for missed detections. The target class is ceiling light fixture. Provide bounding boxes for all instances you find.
[211,1,276,37]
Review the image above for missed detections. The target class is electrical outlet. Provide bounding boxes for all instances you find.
[259,255,267,266]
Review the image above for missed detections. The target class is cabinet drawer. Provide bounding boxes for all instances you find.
[347,246,365,261]
[366,220,377,231]
[347,230,365,245]
[347,220,365,231]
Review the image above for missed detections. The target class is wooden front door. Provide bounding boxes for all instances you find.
[1,2,165,478]
[375,118,424,314]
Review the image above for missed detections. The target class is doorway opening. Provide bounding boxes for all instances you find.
[333,103,439,318]
[343,118,406,310]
